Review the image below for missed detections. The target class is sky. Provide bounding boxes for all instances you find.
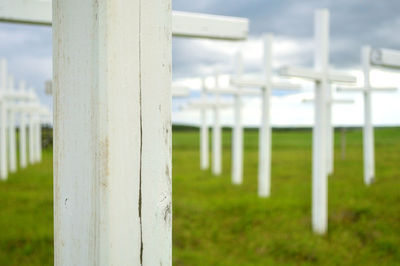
[0,0,399,127]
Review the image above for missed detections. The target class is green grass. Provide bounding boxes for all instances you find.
[0,128,399,265]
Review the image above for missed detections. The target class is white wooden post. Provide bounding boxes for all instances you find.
[19,81,27,168]
[53,1,172,264]
[312,9,329,235]
[232,52,244,185]
[206,78,260,183]
[341,128,346,160]
[200,78,209,170]
[258,34,273,197]
[28,89,35,165]
[281,9,356,234]
[212,75,222,176]
[338,46,397,186]
[0,59,8,180]
[363,46,374,186]
[7,75,17,172]
[326,84,334,176]
[186,97,232,174]
[34,113,41,162]
[303,96,353,176]
[231,34,299,197]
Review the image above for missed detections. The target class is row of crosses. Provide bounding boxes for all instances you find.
[182,9,398,235]
[0,58,51,180]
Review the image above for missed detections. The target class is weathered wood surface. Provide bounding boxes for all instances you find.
[53,0,172,264]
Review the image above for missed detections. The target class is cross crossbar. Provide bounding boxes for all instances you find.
[206,87,261,95]
[0,0,249,40]
[280,66,356,83]
[337,86,397,92]
[230,77,300,89]
[302,98,354,104]
[187,100,233,109]
[172,85,190,97]
[371,48,400,69]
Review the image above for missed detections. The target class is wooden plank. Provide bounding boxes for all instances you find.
[232,52,244,185]
[0,0,51,26]
[53,0,172,264]
[28,99,35,165]
[206,87,261,95]
[200,78,209,170]
[338,86,397,92]
[18,81,28,169]
[258,34,273,198]
[230,77,266,87]
[172,11,248,40]
[362,46,375,186]
[371,48,400,69]
[302,98,354,104]
[312,9,328,235]
[0,0,248,40]
[280,66,356,83]
[172,85,190,97]
[0,59,7,179]
[212,75,222,176]
[280,66,323,81]
[7,75,17,172]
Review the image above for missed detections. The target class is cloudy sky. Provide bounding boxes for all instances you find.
[0,0,399,127]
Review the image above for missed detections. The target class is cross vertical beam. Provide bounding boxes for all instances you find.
[362,46,374,185]
[53,0,172,264]
[212,75,222,176]
[326,81,334,176]
[258,34,273,198]
[19,81,27,169]
[8,75,17,172]
[232,52,244,185]
[312,9,329,235]
[0,59,8,180]
[338,46,396,185]
[35,114,41,162]
[28,90,35,165]
[200,78,210,170]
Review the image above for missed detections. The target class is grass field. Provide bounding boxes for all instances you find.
[0,128,399,265]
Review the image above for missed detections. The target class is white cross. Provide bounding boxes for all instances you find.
[186,77,234,176]
[231,34,299,198]
[185,79,233,172]
[205,54,260,185]
[0,58,48,179]
[280,9,356,235]
[338,46,397,186]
